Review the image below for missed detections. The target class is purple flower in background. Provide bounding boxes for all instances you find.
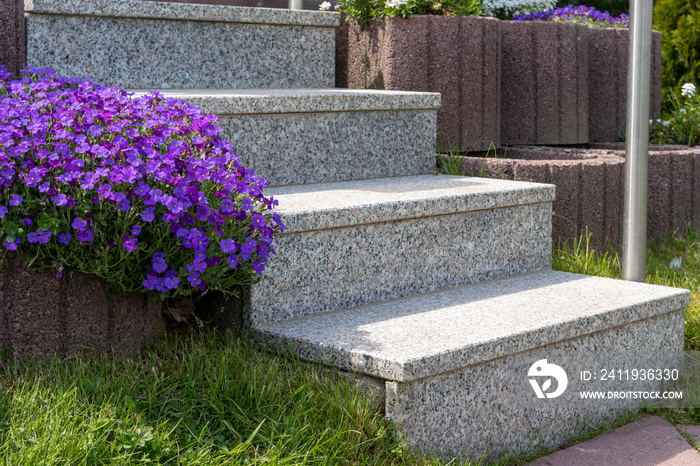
[9,194,22,206]
[77,228,94,243]
[72,217,88,231]
[141,208,155,223]
[131,225,141,236]
[4,237,19,250]
[53,193,68,206]
[0,207,7,218]
[152,253,168,273]
[123,237,138,252]
[27,232,38,243]
[58,232,71,244]
[226,254,238,268]
[220,239,236,253]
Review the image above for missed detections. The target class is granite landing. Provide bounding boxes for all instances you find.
[256,270,690,460]
[245,174,555,326]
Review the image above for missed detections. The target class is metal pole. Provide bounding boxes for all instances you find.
[622,0,653,282]
[288,0,304,9]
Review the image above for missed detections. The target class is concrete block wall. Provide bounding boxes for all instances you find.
[589,29,662,142]
[336,16,502,151]
[459,145,700,251]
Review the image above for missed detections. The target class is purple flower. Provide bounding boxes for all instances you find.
[131,225,141,236]
[9,194,22,206]
[220,239,236,253]
[252,259,264,274]
[56,270,63,279]
[123,237,138,252]
[226,254,238,268]
[72,217,88,231]
[251,213,266,229]
[143,273,157,290]
[4,237,19,250]
[118,199,131,211]
[53,193,68,206]
[58,232,71,244]
[77,228,94,243]
[187,272,202,286]
[152,253,168,273]
[141,208,155,223]
[27,232,38,243]
[0,207,7,218]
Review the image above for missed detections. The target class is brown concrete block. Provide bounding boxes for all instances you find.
[549,162,581,248]
[693,153,700,232]
[647,150,671,239]
[337,16,501,151]
[501,21,588,146]
[0,0,25,77]
[602,159,624,250]
[670,150,694,235]
[589,29,662,142]
[579,161,606,248]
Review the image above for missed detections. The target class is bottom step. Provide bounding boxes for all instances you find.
[257,271,689,460]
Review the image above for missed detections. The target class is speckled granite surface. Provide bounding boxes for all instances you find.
[26,0,340,27]
[145,89,441,114]
[257,270,689,380]
[247,177,553,324]
[386,309,684,460]
[26,9,335,88]
[265,175,555,232]
[219,110,436,186]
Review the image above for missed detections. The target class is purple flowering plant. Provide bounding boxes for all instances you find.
[0,67,284,299]
[514,5,629,27]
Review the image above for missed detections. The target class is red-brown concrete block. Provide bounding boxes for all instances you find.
[588,29,662,142]
[0,255,164,358]
[549,162,580,246]
[693,153,700,232]
[0,0,25,77]
[337,16,501,151]
[602,159,624,250]
[669,150,694,235]
[647,149,671,239]
[501,21,589,146]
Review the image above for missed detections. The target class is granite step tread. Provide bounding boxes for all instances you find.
[137,88,442,114]
[256,270,690,382]
[264,174,555,233]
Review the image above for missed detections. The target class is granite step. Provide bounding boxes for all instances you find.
[145,88,440,187]
[245,174,555,326]
[23,0,339,89]
[255,270,690,460]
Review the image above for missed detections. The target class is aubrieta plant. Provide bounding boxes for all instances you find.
[338,0,482,27]
[651,83,700,147]
[482,0,554,20]
[514,4,629,27]
[0,67,284,300]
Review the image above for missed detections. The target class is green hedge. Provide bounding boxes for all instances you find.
[653,0,700,112]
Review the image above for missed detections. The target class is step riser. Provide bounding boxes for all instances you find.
[386,309,684,460]
[218,110,437,187]
[25,4,337,89]
[247,202,552,325]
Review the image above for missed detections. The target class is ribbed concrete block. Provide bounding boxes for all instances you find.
[150,89,440,187]
[336,16,501,151]
[0,255,164,358]
[25,0,339,89]
[0,0,24,77]
[247,175,554,325]
[588,28,662,142]
[501,21,589,146]
[257,270,688,460]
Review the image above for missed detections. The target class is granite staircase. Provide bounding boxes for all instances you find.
[21,0,690,461]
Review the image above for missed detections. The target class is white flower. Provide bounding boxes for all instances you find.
[319,1,331,9]
[670,257,682,269]
[663,120,671,127]
[682,82,696,98]
[386,0,408,7]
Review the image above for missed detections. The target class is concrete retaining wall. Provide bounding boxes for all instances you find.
[0,255,164,358]
[336,16,502,152]
[459,144,700,251]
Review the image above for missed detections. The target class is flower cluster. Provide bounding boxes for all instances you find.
[0,67,283,299]
[513,4,629,27]
[482,0,554,20]
[650,82,700,147]
[338,0,482,26]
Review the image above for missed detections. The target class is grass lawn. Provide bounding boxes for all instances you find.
[1,229,700,465]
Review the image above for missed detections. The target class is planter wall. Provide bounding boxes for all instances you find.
[588,29,662,142]
[500,21,589,146]
[459,144,700,251]
[336,16,501,152]
[0,255,164,358]
[0,0,24,77]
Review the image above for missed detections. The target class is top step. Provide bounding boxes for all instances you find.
[24,0,340,89]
